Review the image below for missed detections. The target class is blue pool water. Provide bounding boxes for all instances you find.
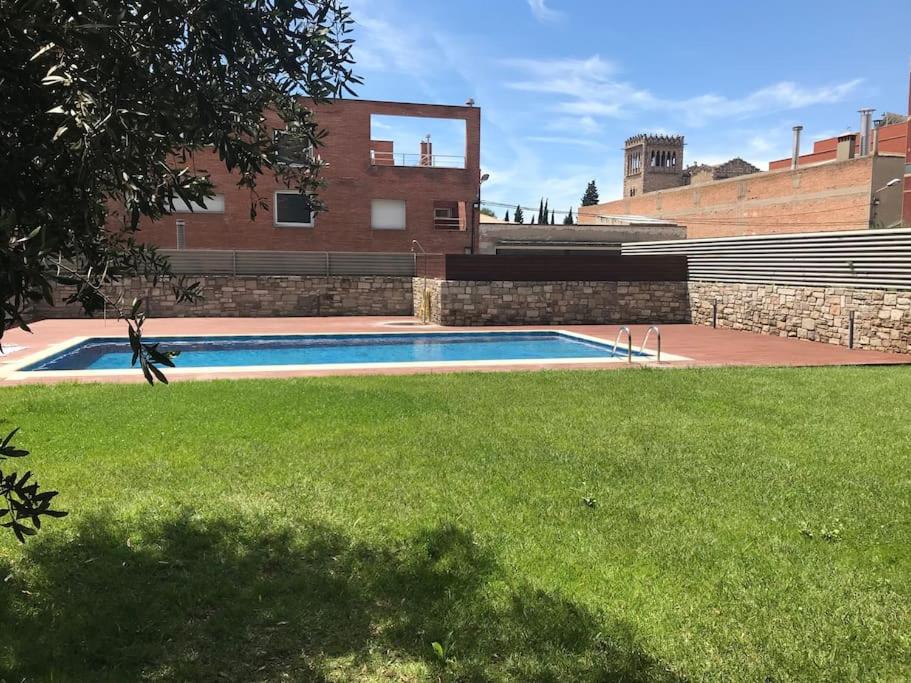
[23,331,644,371]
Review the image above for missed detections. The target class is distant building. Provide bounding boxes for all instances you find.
[581,68,911,238]
[622,134,758,197]
[768,118,907,170]
[478,213,684,254]
[684,158,760,186]
[623,134,686,197]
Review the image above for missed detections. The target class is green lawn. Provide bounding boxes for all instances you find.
[1,367,909,681]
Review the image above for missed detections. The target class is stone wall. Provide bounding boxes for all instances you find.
[414,278,689,326]
[689,281,911,353]
[30,275,413,319]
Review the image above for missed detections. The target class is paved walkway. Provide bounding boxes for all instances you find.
[1,316,907,384]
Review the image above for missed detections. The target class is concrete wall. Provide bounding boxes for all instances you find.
[688,282,910,354]
[582,154,905,238]
[414,278,689,326]
[31,275,413,319]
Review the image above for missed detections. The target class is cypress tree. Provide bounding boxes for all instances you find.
[537,198,544,224]
[550,209,555,224]
[542,199,549,225]
[581,180,600,206]
[504,210,510,222]
[563,207,575,224]
[513,204,524,224]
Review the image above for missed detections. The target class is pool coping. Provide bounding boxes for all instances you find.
[4,329,691,380]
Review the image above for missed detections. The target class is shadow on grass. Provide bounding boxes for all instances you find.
[0,514,680,681]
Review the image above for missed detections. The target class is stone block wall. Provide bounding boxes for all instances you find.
[689,282,911,353]
[413,278,689,326]
[30,275,413,319]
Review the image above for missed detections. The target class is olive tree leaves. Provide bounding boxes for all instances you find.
[0,429,67,543]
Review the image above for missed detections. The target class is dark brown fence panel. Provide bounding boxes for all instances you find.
[415,253,687,281]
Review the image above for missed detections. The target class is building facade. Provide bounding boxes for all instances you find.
[133,99,482,254]
[580,152,905,238]
[623,134,686,197]
[623,134,759,198]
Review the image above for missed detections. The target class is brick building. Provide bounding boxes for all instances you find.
[768,119,907,171]
[581,152,905,238]
[622,134,759,198]
[586,71,911,239]
[134,98,482,253]
[684,158,760,186]
[905,68,911,228]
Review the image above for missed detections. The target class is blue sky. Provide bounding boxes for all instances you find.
[346,0,911,217]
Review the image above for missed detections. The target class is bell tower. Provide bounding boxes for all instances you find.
[623,134,686,197]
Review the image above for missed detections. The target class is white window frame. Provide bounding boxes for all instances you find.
[172,194,225,213]
[371,198,407,230]
[273,191,315,228]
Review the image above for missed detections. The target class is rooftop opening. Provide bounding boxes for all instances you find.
[370,114,466,169]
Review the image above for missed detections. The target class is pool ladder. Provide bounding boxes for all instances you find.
[614,325,662,363]
[641,325,661,363]
[614,326,632,363]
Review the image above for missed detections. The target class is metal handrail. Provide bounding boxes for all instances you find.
[642,325,661,362]
[614,326,633,363]
[370,151,466,169]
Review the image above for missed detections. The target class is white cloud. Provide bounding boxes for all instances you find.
[526,135,608,148]
[504,56,863,127]
[527,0,562,23]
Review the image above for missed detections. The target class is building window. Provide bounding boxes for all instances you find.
[175,220,186,249]
[371,199,406,230]
[274,191,314,227]
[273,129,313,167]
[433,201,463,230]
[172,194,225,213]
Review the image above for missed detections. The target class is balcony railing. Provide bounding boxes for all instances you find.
[370,151,465,169]
[433,216,463,231]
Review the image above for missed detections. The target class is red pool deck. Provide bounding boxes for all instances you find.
[1,316,908,385]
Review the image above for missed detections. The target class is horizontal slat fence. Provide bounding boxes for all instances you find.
[621,228,911,289]
[160,250,416,277]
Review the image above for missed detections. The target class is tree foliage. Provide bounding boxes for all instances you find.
[513,205,524,224]
[562,207,575,225]
[1,429,67,542]
[581,180,600,206]
[0,0,359,540]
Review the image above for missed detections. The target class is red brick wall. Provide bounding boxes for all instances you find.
[905,71,911,227]
[769,122,906,170]
[131,99,481,253]
[580,156,882,238]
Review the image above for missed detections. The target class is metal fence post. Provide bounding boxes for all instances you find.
[712,298,718,328]
[848,310,855,349]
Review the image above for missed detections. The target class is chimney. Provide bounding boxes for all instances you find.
[836,133,856,162]
[791,125,803,169]
[871,126,880,156]
[419,134,432,167]
[858,108,875,155]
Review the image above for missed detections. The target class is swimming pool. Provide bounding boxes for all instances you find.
[21,331,648,373]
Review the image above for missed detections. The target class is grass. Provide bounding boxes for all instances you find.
[0,366,909,681]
